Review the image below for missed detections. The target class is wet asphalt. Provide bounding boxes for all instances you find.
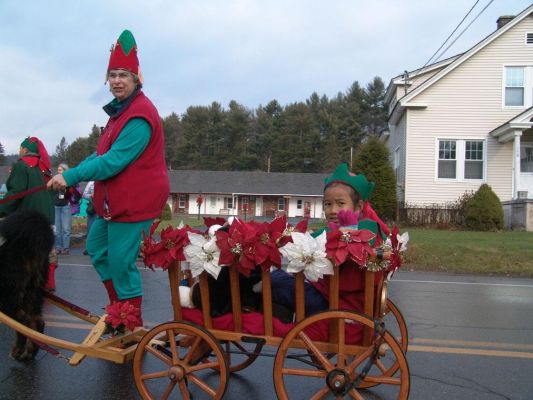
[1,248,533,399]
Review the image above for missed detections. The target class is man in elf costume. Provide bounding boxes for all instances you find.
[48,30,169,327]
[0,137,57,290]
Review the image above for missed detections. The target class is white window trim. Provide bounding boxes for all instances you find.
[526,32,533,46]
[521,143,533,174]
[435,138,487,183]
[502,64,533,109]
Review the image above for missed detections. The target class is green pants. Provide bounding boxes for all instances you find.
[87,217,153,300]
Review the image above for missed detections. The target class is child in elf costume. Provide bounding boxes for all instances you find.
[271,163,388,317]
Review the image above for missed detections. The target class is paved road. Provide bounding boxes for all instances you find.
[1,250,532,399]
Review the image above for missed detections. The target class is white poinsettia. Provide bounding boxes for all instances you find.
[184,232,221,279]
[397,231,409,252]
[280,231,333,282]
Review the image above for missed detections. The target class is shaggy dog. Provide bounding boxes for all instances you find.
[0,210,54,361]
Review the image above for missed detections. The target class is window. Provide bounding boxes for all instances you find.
[225,197,234,209]
[241,197,249,209]
[278,198,285,211]
[210,196,216,207]
[296,199,303,209]
[437,139,485,181]
[521,145,533,173]
[438,140,456,179]
[505,67,525,106]
[464,141,483,179]
[178,194,186,208]
[527,33,533,45]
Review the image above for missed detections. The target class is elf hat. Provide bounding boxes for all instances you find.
[20,136,51,172]
[324,163,375,201]
[107,30,143,83]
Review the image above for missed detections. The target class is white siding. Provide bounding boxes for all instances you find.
[405,15,533,205]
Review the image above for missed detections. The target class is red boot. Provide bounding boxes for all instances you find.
[126,296,143,327]
[45,263,56,292]
[103,280,119,303]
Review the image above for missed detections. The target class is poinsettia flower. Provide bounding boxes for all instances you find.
[280,231,333,282]
[251,221,282,271]
[276,218,309,247]
[184,232,222,279]
[326,228,375,266]
[204,216,227,228]
[160,225,192,262]
[105,301,142,332]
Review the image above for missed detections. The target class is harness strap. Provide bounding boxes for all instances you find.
[0,185,47,205]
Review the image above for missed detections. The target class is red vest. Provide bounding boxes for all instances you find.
[94,91,169,222]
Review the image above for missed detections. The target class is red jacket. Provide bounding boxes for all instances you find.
[94,91,169,222]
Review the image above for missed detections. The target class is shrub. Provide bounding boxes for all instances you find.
[353,138,397,222]
[160,203,172,221]
[464,184,504,231]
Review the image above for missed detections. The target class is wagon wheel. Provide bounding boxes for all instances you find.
[133,321,229,400]
[273,310,409,399]
[358,299,409,389]
[383,299,408,353]
[221,340,263,373]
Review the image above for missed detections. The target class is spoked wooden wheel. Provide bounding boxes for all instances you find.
[383,299,408,354]
[221,340,263,373]
[273,310,410,399]
[133,321,229,400]
[358,298,409,390]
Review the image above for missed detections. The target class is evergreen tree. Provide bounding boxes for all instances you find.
[251,100,283,172]
[0,142,5,166]
[162,113,181,168]
[54,137,69,165]
[362,77,387,137]
[353,138,397,221]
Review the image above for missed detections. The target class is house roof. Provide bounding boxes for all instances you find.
[398,5,533,106]
[490,106,533,142]
[0,166,329,197]
[383,54,461,105]
[168,169,329,196]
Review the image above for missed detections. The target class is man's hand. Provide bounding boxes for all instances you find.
[47,174,67,191]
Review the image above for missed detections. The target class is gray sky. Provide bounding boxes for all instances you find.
[1,0,531,155]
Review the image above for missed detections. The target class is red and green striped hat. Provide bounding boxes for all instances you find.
[107,30,142,80]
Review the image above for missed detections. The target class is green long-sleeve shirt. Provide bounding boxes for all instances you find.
[63,118,150,186]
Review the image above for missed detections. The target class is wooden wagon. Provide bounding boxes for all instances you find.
[0,220,409,399]
[132,256,410,399]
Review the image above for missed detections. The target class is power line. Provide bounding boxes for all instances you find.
[422,0,481,70]
[432,0,495,63]
[407,0,494,83]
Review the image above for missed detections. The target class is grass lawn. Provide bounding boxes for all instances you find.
[403,227,533,277]
[126,216,533,278]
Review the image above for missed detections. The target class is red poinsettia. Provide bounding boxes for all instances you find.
[387,225,403,271]
[216,220,257,276]
[275,215,309,247]
[141,222,193,270]
[325,228,375,267]
[203,216,227,228]
[104,301,142,332]
[247,219,284,271]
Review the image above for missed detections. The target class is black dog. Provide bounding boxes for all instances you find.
[0,210,54,361]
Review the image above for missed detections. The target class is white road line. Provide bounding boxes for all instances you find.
[393,279,533,288]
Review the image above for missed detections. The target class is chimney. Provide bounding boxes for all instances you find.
[496,15,514,29]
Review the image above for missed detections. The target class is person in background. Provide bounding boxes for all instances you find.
[53,163,81,256]
[47,30,169,328]
[0,137,57,291]
[82,181,95,255]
